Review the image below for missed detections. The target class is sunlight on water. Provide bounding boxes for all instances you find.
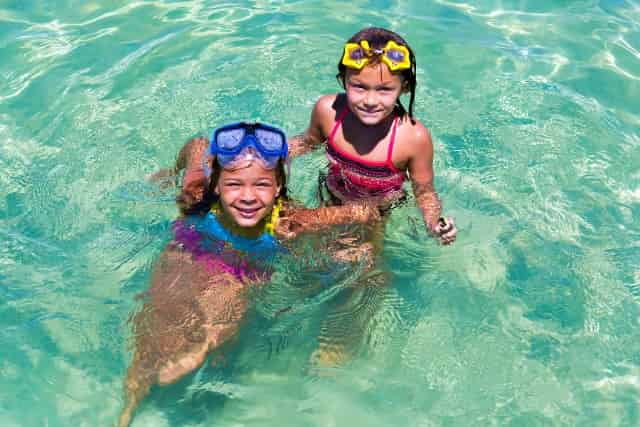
[1,0,639,426]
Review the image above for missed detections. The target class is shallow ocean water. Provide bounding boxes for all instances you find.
[1,0,639,426]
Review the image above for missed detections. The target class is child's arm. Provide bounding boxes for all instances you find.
[145,138,205,187]
[276,201,381,239]
[407,127,457,245]
[175,136,210,212]
[287,96,333,157]
[176,136,208,173]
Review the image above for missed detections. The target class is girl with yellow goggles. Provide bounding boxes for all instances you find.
[290,26,458,245]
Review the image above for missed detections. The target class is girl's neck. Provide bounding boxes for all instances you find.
[344,107,396,152]
[216,209,267,240]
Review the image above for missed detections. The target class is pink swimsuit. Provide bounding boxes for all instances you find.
[325,106,407,203]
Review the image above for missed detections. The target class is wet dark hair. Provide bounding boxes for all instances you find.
[181,158,288,216]
[336,27,417,122]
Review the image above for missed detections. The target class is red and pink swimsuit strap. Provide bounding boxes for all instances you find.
[327,105,350,147]
[327,104,401,173]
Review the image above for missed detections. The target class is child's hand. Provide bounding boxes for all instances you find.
[274,215,306,240]
[177,167,207,209]
[432,217,457,245]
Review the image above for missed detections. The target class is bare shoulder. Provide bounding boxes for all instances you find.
[397,117,433,159]
[307,93,344,138]
[313,94,340,121]
[402,117,431,144]
[315,93,339,111]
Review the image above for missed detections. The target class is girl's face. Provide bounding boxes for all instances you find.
[214,161,281,230]
[344,63,405,126]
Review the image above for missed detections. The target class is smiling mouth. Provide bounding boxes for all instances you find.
[234,206,261,218]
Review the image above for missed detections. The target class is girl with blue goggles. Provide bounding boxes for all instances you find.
[209,122,288,170]
[118,123,385,427]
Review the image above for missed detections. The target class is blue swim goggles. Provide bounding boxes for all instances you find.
[209,122,288,170]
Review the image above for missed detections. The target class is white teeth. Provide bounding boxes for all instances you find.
[234,206,261,216]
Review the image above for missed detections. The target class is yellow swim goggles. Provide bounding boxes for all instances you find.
[341,40,411,72]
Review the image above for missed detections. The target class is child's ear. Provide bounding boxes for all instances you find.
[402,80,410,93]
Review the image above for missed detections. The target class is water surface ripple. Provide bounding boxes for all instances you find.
[1,0,639,426]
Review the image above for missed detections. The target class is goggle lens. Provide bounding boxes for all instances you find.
[210,122,288,170]
[349,48,366,61]
[386,49,405,63]
[255,128,285,151]
[217,128,245,150]
[216,147,279,170]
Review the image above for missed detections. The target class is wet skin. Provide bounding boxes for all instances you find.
[117,141,384,427]
[117,246,252,427]
[117,162,280,427]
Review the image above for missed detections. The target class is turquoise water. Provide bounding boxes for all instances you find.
[1,0,639,425]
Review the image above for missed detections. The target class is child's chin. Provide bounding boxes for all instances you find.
[356,113,385,126]
[234,215,265,229]
[235,218,260,228]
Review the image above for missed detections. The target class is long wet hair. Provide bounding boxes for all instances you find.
[336,27,417,122]
[181,157,289,216]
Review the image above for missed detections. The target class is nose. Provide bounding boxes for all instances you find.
[239,185,257,203]
[363,90,377,107]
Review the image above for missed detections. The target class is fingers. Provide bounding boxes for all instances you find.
[435,217,457,245]
[274,218,305,240]
[275,223,296,240]
[437,217,458,245]
[440,229,457,245]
